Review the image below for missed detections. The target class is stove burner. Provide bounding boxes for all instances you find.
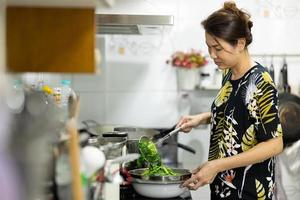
[120,185,192,200]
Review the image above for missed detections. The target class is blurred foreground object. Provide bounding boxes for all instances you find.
[8,87,63,200]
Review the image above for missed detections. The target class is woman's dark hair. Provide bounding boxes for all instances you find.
[201,1,253,47]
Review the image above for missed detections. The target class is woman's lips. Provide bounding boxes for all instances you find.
[214,61,222,65]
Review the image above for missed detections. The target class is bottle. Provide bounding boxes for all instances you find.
[53,87,62,106]
[59,80,72,121]
[61,80,72,108]
[6,80,25,113]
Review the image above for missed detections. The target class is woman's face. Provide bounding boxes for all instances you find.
[205,32,242,70]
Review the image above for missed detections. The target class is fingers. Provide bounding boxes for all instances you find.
[180,120,195,133]
[181,177,208,190]
[176,116,188,129]
[181,122,193,132]
[181,177,196,188]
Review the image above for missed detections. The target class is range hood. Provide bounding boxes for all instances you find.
[96,14,174,35]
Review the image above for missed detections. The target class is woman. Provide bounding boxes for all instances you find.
[177,2,283,200]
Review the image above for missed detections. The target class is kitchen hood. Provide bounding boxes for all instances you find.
[96,14,174,35]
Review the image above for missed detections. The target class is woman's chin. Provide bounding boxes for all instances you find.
[217,64,229,70]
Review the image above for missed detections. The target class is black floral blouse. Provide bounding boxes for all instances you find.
[209,63,282,200]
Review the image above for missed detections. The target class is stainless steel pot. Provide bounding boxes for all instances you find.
[129,168,191,198]
[86,133,127,159]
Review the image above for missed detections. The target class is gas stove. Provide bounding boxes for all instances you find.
[120,185,192,200]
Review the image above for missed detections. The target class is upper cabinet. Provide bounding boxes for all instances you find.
[6,0,97,73]
[7,0,97,8]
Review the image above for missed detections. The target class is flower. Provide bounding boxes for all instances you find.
[166,49,208,69]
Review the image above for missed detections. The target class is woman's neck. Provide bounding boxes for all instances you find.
[231,52,254,80]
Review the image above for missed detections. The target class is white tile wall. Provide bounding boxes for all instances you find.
[105,92,179,127]
[72,73,106,92]
[105,61,177,92]
[77,92,106,123]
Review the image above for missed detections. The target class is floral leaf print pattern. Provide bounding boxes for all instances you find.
[238,164,252,199]
[256,179,266,200]
[272,124,283,138]
[209,116,240,160]
[214,81,233,107]
[209,108,226,161]
[266,158,275,198]
[245,74,277,135]
[241,125,257,152]
[261,72,275,88]
[244,73,259,105]
[219,170,236,189]
[224,121,240,156]
[255,77,277,126]
[215,182,231,198]
[226,108,238,125]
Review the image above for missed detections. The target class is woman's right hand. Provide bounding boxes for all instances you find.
[176,112,211,133]
[176,115,200,133]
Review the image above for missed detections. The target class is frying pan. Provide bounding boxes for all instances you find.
[279,92,300,146]
[78,122,196,154]
[129,168,191,198]
[114,126,196,154]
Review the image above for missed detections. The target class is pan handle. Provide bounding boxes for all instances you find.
[176,143,196,154]
[102,132,128,138]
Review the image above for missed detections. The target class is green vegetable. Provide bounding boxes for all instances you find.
[138,137,177,176]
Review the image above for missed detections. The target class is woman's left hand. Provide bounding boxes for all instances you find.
[181,161,219,190]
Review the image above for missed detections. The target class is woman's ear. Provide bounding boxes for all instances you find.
[237,38,246,52]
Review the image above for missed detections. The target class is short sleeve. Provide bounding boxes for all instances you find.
[250,72,283,142]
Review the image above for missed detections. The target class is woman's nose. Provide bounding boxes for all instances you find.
[210,51,217,59]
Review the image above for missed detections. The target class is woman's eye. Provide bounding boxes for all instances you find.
[215,48,223,52]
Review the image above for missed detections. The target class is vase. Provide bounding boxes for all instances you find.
[176,68,200,90]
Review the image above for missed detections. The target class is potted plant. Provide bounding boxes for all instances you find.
[167,49,208,90]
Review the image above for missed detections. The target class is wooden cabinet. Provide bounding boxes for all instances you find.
[6,6,96,73]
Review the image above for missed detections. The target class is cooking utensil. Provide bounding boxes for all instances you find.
[122,126,195,170]
[139,127,181,145]
[138,127,182,159]
[278,57,291,93]
[269,56,275,81]
[98,135,127,159]
[67,94,84,200]
[155,127,182,145]
[129,168,191,198]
